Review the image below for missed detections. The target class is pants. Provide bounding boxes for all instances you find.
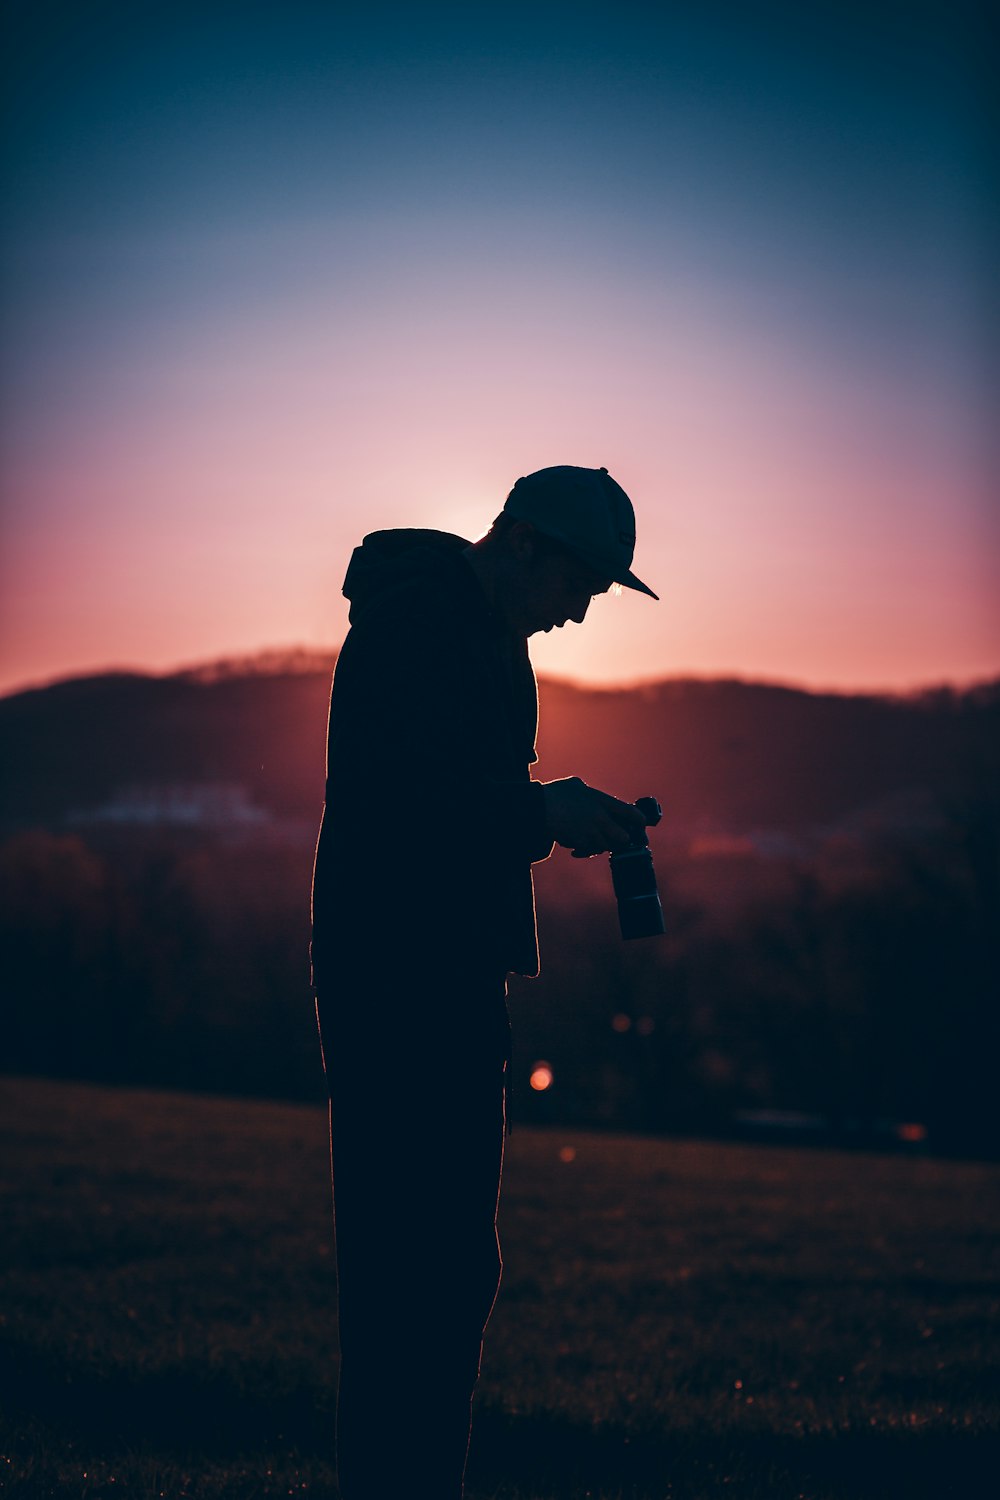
[315,962,510,1500]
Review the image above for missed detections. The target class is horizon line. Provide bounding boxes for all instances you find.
[2,644,998,705]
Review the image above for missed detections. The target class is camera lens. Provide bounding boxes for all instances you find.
[610,846,665,939]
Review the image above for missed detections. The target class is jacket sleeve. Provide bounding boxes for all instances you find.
[326,590,554,866]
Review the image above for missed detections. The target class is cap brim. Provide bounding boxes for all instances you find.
[617,570,659,601]
[512,517,660,601]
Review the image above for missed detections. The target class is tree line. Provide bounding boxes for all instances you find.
[2,800,997,1154]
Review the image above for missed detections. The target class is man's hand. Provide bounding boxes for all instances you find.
[540,777,649,858]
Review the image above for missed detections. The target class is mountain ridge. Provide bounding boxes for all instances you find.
[5,643,997,704]
[2,653,997,840]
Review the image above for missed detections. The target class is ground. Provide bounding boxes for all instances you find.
[1,1077,997,1498]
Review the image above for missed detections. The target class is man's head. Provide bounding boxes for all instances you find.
[466,465,658,638]
[504,466,657,601]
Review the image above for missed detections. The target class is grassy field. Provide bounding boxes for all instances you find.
[1,1077,997,1499]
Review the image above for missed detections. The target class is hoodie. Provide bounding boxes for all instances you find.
[311,528,554,985]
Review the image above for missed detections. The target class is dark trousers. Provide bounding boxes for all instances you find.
[315,962,510,1500]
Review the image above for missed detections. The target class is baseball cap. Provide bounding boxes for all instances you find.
[502,466,659,600]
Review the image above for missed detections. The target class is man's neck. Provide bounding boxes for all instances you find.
[462,541,522,637]
[462,541,498,609]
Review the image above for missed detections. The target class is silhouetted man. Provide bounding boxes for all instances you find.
[311,465,658,1499]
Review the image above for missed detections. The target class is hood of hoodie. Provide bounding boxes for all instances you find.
[341,526,541,768]
[342,528,475,626]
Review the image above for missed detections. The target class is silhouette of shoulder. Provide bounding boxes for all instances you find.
[342,528,494,641]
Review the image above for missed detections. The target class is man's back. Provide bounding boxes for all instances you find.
[311,526,552,988]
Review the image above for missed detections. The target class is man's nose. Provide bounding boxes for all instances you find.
[569,600,590,625]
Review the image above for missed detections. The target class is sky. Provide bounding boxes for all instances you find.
[1,0,995,696]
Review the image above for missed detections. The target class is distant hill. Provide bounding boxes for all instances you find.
[1,651,997,840]
[537,675,1000,840]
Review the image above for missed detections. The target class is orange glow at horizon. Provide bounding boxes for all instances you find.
[1,304,995,700]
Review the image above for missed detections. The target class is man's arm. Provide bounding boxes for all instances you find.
[329,587,647,862]
[327,592,552,865]
[539,775,648,858]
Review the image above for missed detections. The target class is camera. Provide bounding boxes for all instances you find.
[610,796,664,940]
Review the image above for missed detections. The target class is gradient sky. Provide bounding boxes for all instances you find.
[1,0,994,696]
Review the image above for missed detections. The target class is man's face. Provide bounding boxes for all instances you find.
[518,546,613,637]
